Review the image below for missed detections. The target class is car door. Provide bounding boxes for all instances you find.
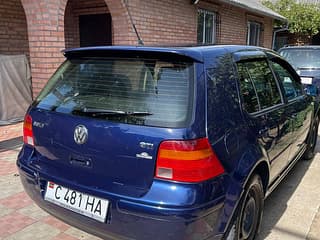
[269,59,314,163]
[236,58,292,182]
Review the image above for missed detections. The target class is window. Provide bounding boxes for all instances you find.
[279,48,320,69]
[237,60,282,113]
[36,58,194,128]
[271,61,302,100]
[197,9,217,44]
[247,21,261,46]
[237,63,260,113]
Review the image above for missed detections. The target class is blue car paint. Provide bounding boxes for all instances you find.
[18,144,228,239]
[17,45,315,240]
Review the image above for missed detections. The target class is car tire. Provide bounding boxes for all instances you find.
[225,175,264,240]
[303,116,319,160]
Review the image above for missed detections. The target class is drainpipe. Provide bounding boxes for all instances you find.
[272,25,288,50]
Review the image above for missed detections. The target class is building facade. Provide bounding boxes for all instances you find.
[0,0,285,97]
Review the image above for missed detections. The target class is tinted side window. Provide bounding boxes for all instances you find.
[246,60,282,109]
[237,62,259,113]
[270,61,302,100]
[237,60,282,113]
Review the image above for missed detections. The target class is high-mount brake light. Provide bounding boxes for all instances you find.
[155,138,225,182]
[23,114,34,146]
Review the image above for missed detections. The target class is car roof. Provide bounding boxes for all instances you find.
[63,45,272,63]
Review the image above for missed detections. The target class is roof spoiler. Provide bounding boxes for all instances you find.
[63,46,204,63]
[232,50,267,62]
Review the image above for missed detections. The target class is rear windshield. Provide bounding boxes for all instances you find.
[35,57,194,128]
[279,49,320,69]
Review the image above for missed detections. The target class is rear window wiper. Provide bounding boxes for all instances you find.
[79,108,153,116]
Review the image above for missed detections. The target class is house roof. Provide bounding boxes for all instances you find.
[220,0,287,21]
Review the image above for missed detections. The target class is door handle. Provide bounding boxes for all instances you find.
[69,155,92,168]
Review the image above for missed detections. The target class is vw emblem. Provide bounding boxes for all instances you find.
[74,125,88,145]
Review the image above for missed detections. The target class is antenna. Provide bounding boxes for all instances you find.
[123,0,144,46]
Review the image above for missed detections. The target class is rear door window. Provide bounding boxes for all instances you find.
[237,62,260,113]
[237,59,282,113]
[35,58,194,128]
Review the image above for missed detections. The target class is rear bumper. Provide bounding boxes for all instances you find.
[17,152,225,240]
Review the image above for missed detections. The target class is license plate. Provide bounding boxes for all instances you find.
[301,77,313,85]
[44,182,109,222]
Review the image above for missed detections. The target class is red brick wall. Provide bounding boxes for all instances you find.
[262,18,274,48]
[125,0,273,48]
[0,0,29,55]
[105,0,133,45]
[245,13,274,48]
[21,0,131,97]
[20,0,275,98]
[21,0,67,97]
[128,0,197,45]
[198,2,247,45]
[197,1,273,48]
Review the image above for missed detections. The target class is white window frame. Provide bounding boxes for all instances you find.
[197,9,216,44]
[247,21,261,46]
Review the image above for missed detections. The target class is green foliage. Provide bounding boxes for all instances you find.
[263,0,320,37]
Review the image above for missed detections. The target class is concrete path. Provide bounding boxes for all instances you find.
[259,133,320,240]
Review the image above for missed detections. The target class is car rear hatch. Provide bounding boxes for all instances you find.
[279,48,320,88]
[297,69,320,88]
[27,48,199,197]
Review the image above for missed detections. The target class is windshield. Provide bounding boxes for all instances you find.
[35,57,194,128]
[279,49,320,69]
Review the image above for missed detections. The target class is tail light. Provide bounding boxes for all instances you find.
[23,114,34,146]
[155,138,224,183]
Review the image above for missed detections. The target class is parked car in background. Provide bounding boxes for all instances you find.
[278,45,320,95]
[17,45,319,240]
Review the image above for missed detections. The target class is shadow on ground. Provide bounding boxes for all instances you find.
[258,135,320,239]
[0,137,23,153]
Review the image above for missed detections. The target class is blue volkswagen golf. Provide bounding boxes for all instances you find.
[17,45,319,240]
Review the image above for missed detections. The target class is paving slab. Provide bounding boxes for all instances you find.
[18,204,49,221]
[0,174,24,200]
[307,206,320,240]
[258,134,320,240]
[0,148,102,240]
[3,222,60,240]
